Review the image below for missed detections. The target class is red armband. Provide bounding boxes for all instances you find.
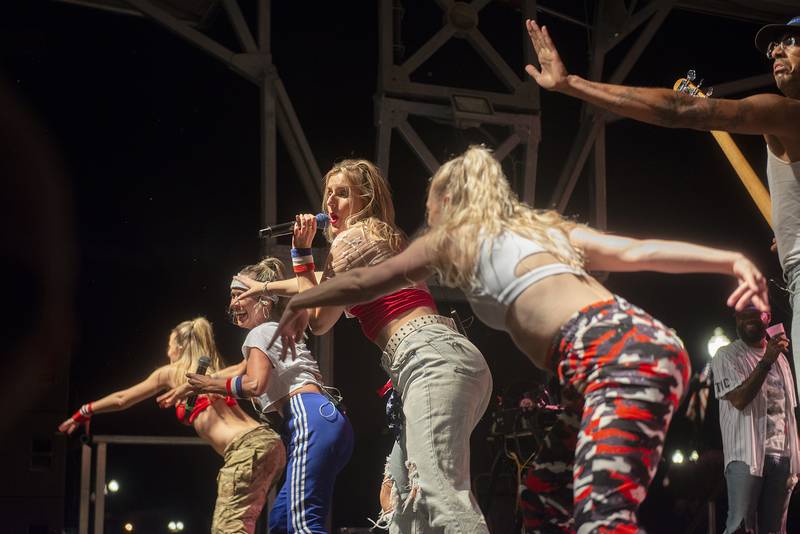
[71,402,93,424]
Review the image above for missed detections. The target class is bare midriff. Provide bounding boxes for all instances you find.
[506,270,613,371]
[192,399,261,455]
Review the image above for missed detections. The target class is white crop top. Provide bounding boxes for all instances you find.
[466,230,585,331]
[241,322,322,413]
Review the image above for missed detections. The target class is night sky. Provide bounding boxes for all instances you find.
[4,1,797,532]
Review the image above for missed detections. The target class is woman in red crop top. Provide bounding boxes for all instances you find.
[235,159,493,533]
[58,317,285,534]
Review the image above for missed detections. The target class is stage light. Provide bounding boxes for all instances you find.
[451,94,493,115]
[707,327,730,359]
[107,480,120,493]
[168,521,177,532]
[671,450,685,464]
[690,450,700,462]
[450,94,494,128]
[123,523,133,532]
[176,521,184,531]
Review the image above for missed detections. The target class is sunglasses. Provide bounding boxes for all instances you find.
[767,35,798,58]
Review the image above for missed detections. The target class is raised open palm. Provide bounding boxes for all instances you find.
[524,19,569,92]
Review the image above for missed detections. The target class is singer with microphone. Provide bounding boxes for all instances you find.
[58,317,286,534]
[234,159,493,533]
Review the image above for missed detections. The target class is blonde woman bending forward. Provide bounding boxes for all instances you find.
[59,318,285,534]
[266,147,769,533]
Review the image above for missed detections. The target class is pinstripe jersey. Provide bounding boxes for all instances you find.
[711,339,800,476]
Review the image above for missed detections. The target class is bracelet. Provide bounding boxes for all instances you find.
[291,248,312,258]
[260,282,279,303]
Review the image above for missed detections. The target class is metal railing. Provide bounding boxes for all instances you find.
[79,435,205,534]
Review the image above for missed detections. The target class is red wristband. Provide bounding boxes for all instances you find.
[293,263,315,274]
[71,410,90,424]
[225,377,233,396]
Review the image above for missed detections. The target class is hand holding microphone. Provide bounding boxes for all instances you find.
[184,355,212,418]
[259,213,329,239]
[292,213,321,249]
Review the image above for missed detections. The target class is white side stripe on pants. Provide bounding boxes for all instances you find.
[290,395,312,534]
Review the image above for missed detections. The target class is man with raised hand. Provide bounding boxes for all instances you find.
[525,16,800,398]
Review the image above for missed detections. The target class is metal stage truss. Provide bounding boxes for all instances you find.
[53,4,799,530]
[54,0,798,283]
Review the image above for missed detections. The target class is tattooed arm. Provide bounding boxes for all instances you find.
[525,19,800,137]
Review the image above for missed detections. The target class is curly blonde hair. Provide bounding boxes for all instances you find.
[321,159,406,253]
[426,146,585,291]
[169,317,222,387]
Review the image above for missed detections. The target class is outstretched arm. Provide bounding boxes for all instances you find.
[268,236,436,355]
[290,235,434,310]
[525,20,800,137]
[570,226,769,310]
[58,366,170,435]
[233,272,324,300]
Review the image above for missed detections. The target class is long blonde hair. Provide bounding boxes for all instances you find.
[169,317,222,387]
[321,159,406,252]
[237,257,288,321]
[427,146,585,291]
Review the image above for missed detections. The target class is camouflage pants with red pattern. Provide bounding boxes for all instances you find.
[522,296,689,534]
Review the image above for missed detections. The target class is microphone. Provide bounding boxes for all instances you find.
[258,213,330,238]
[185,355,212,417]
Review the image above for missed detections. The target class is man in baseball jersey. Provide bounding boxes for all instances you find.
[712,306,799,533]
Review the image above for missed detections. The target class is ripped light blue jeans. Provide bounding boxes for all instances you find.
[381,323,493,534]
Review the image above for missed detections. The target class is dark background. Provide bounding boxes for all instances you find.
[2,1,795,532]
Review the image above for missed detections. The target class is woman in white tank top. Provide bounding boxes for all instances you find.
[267,146,769,533]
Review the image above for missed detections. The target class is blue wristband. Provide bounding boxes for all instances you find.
[233,375,244,398]
[291,247,312,258]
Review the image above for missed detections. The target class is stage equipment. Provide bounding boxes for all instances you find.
[478,383,564,532]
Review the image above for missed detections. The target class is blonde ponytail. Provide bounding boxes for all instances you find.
[169,317,222,387]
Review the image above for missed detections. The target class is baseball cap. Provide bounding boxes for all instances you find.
[755,16,800,53]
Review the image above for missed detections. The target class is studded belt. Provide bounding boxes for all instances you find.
[382,314,458,365]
